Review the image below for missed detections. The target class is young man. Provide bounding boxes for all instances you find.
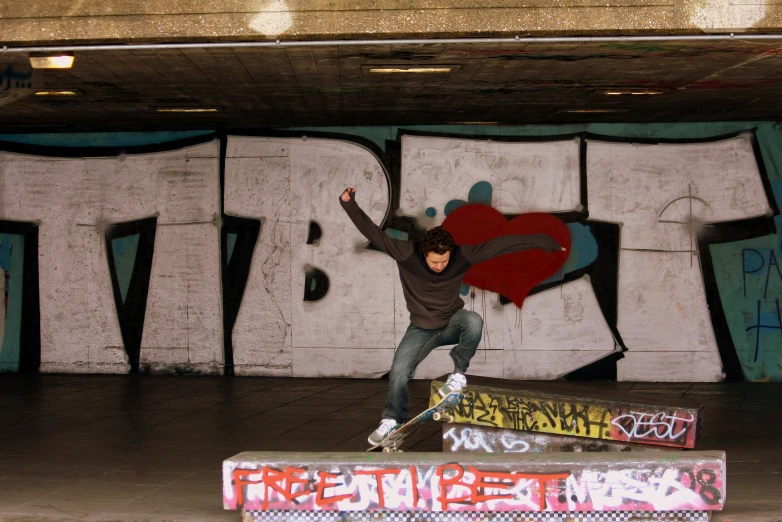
[339,188,565,445]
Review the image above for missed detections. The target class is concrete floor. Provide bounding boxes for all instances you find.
[0,374,778,522]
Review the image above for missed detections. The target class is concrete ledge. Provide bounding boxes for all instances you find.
[442,424,678,454]
[223,450,726,512]
[430,378,703,448]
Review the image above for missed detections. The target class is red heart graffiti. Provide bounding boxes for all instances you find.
[443,204,571,308]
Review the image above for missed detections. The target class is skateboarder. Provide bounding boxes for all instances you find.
[339,188,565,446]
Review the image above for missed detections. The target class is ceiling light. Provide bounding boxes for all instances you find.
[34,90,79,97]
[369,65,454,74]
[153,107,223,113]
[558,108,628,113]
[601,89,664,96]
[29,53,74,69]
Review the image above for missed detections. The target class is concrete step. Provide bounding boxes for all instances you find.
[223,450,725,513]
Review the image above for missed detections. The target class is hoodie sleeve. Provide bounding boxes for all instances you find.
[461,234,564,266]
[339,193,414,262]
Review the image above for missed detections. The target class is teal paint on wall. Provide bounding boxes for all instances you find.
[468,181,493,206]
[111,235,140,304]
[0,131,213,148]
[563,223,599,273]
[291,122,764,154]
[0,233,24,372]
[444,200,468,216]
[710,186,782,381]
[540,223,599,286]
[707,124,782,381]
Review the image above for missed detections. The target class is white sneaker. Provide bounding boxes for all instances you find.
[368,418,400,446]
[437,372,467,398]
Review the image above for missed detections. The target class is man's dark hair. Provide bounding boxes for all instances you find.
[421,226,455,256]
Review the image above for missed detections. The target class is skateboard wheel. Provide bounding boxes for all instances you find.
[433,412,442,421]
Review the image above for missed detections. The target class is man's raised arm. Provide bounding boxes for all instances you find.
[461,233,565,266]
[339,188,414,262]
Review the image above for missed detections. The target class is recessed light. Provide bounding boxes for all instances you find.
[362,65,460,75]
[601,89,664,96]
[29,53,75,69]
[369,67,452,74]
[558,108,629,113]
[153,107,223,113]
[34,90,79,97]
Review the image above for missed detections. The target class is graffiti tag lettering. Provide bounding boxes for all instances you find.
[611,411,695,443]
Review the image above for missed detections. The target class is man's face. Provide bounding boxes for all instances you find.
[425,251,451,273]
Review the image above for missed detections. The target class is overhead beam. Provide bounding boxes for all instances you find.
[2,1,782,46]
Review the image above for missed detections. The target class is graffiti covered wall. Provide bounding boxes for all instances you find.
[0,123,780,381]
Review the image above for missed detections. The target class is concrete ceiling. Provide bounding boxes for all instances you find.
[2,38,782,133]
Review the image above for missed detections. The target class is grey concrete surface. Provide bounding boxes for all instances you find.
[0,375,778,521]
[5,1,782,45]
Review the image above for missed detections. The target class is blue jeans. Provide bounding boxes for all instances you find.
[382,309,483,423]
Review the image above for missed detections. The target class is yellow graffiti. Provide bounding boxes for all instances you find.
[430,382,614,441]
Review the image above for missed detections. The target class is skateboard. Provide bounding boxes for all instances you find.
[367,391,462,452]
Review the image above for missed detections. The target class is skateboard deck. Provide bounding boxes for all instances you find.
[367,391,462,452]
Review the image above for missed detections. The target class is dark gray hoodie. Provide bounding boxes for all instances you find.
[339,194,562,329]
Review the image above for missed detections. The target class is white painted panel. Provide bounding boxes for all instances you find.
[292,347,395,378]
[618,250,719,352]
[614,249,723,381]
[289,138,395,350]
[400,135,581,224]
[291,224,396,348]
[586,135,771,251]
[504,349,617,380]
[227,136,289,158]
[586,136,770,382]
[226,137,396,377]
[225,153,293,376]
[515,276,616,351]
[140,223,222,372]
[225,157,292,220]
[0,140,222,373]
[618,351,724,382]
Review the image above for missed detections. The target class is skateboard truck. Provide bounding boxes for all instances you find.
[432,411,455,423]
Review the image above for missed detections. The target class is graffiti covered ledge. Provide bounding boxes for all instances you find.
[431,376,704,448]
[222,450,726,513]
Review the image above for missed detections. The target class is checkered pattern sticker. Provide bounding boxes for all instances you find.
[242,510,711,522]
